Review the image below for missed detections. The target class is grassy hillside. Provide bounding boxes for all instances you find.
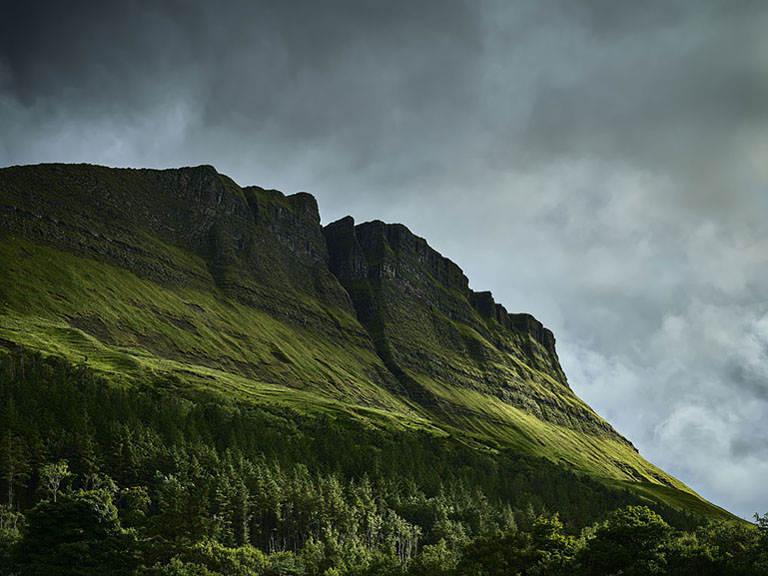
[0,163,733,524]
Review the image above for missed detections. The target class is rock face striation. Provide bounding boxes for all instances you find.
[0,164,400,400]
[0,164,346,312]
[323,216,630,445]
[2,163,669,488]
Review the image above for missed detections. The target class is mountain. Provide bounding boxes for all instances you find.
[0,164,734,535]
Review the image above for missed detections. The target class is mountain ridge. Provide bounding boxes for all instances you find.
[0,162,732,520]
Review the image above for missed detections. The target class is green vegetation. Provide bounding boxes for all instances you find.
[0,234,722,515]
[0,163,750,572]
[0,350,764,575]
[0,237,404,410]
[323,217,722,502]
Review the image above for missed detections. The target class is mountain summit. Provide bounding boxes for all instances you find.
[0,163,729,521]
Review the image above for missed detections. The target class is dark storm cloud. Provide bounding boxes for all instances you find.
[3,0,768,518]
[1,0,484,182]
[522,2,768,173]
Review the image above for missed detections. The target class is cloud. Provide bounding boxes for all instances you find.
[563,296,768,517]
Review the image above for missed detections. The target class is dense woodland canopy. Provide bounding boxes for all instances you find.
[0,349,766,575]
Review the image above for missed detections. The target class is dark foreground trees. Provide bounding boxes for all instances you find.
[576,506,672,575]
[4,495,768,576]
[1,350,766,575]
[15,489,139,576]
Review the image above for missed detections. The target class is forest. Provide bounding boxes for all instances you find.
[1,349,766,575]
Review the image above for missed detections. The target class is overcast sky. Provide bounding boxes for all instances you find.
[3,0,768,519]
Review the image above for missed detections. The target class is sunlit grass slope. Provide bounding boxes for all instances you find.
[0,238,408,411]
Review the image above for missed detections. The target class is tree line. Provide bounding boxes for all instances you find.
[0,349,766,575]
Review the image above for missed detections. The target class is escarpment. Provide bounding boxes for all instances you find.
[323,216,632,446]
[0,164,400,399]
[0,164,355,315]
[1,163,637,454]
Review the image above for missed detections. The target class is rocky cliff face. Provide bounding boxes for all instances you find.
[0,164,350,315]
[0,164,402,401]
[324,216,631,445]
[0,163,632,448]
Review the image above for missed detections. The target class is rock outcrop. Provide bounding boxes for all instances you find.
[0,164,349,315]
[0,164,400,400]
[324,215,631,446]
[0,163,633,448]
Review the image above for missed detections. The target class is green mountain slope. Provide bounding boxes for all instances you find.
[0,163,731,521]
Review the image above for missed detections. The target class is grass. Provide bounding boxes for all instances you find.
[0,237,407,411]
